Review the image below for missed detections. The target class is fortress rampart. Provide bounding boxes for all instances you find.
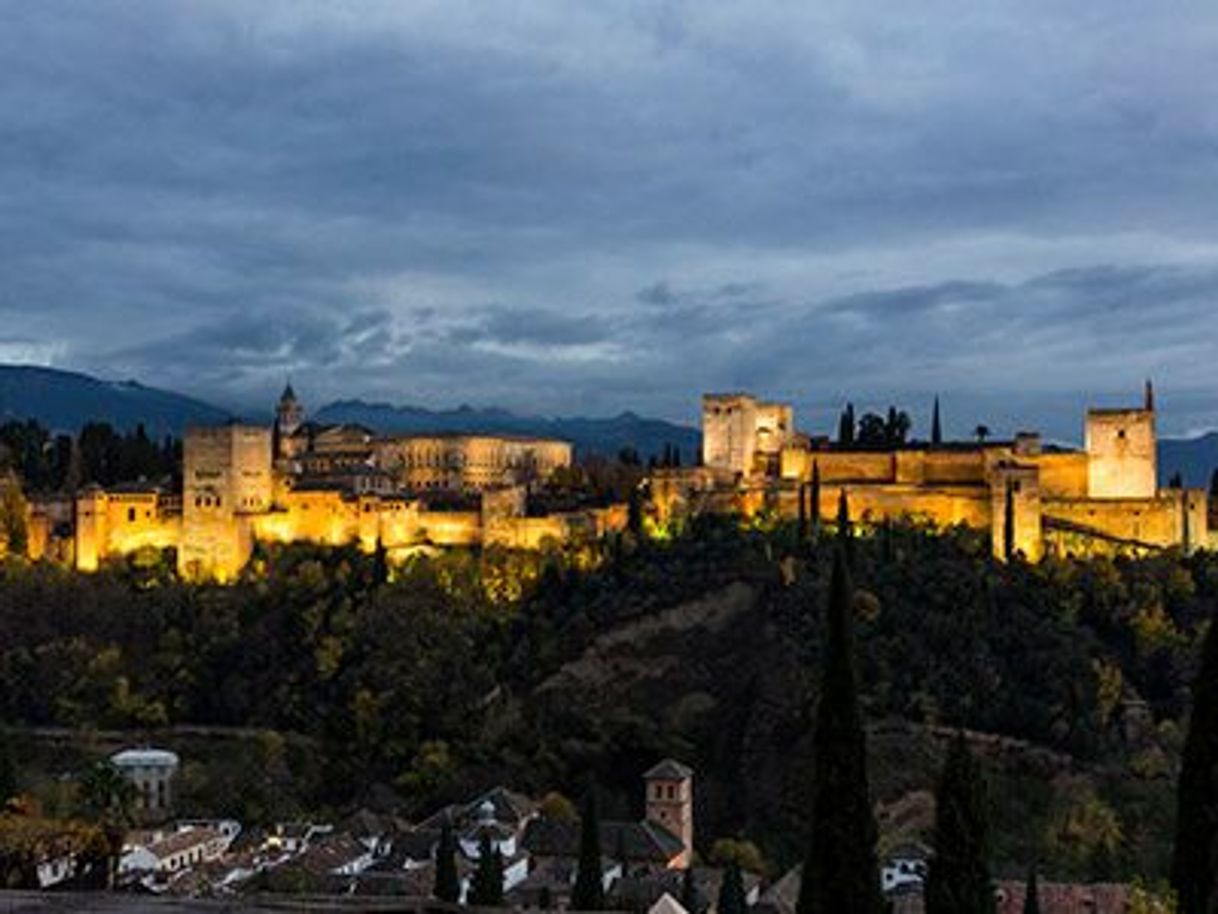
[656,385,1208,560]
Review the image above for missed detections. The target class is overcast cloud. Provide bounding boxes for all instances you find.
[4,1,1218,441]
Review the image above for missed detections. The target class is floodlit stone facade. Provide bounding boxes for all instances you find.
[663,383,1208,560]
[66,387,618,581]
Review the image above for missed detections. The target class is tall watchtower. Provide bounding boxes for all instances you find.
[702,394,759,474]
[1085,383,1156,499]
[644,759,694,868]
[179,424,272,581]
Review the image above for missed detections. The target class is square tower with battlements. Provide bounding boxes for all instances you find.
[1085,385,1156,499]
[703,393,794,476]
[180,424,272,581]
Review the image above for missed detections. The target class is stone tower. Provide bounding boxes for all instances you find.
[644,759,694,868]
[276,383,304,439]
[990,461,1042,562]
[1085,388,1156,499]
[703,394,759,474]
[179,424,272,581]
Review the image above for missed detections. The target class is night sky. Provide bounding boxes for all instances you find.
[4,2,1218,442]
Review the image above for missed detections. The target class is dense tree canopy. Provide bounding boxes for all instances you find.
[0,515,1214,880]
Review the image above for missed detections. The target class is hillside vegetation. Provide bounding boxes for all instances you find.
[0,518,1211,881]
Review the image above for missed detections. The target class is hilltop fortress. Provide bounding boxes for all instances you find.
[68,386,623,581]
[18,382,1212,577]
[651,384,1209,560]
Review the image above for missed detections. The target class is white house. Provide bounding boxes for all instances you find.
[110,748,180,817]
[120,826,230,876]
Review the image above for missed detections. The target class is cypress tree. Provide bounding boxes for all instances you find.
[924,734,995,914]
[0,728,16,805]
[572,787,605,911]
[1171,617,1218,914]
[1022,867,1040,914]
[680,866,699,914]
[469,833,504,906]
[718,861,748,914]
[836,488,850,538]
[1003,482,1016,563]
[372,535,389,587]
[810,461,822,541]
[628,485,644,537]
[932,397,943,447]
[838,404,856,446]
[1209,468,1218,499]
[796,540,884,914]
[798,483,809,543]
[433,818,460,903]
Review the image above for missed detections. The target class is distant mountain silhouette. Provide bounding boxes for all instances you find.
[315,399,701,460]
[0,364,231,437]
[1159,432,1218,489]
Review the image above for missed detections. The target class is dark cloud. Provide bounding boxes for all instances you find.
[2,2,1218,437]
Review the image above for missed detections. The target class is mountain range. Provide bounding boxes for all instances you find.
[0,365,698,459]
[2,364,1216,478]
[313,399,700,460]
[0,365,231,439]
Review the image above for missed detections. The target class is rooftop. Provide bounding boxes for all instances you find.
[644,758,694,780]
[111,748,180,768]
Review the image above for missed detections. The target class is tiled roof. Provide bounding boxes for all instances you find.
[644,759,694,780]
[277,832,368,877]
[521,817,685,865]
[146,827,223,861]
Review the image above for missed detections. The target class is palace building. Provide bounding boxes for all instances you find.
[652,383,1209,560]
[67,387,620,581]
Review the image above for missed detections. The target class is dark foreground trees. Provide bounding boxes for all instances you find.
[924,734,995,914]
[797,532,884,914]
[1171,617,1218,914]
[571,787,604,911]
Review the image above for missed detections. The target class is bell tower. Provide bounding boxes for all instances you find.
[644,759,694,868]
[276,382,304,438]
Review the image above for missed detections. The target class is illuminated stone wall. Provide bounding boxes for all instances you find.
[373,435,572,492]
[74,488,180,572]
[675,387,1200,559]
[1044,489,1208,550]
[1085,408,1156,499]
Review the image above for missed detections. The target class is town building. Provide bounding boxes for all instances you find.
[110,747,179,820]
[119,825,230,877]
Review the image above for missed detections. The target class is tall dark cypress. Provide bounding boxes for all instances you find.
[372,535,389,586]
[1022,868,1040,914]
[572,788,605,911]
[680,866,699,914]
[1003,482,1016,563]
[718,861,748,914]
[0,728,16,805]
[838,403,856,446]
[796,536,884,914]
[1171,617,1218,914]
[810,461,822,541]
[627,484,644,537]
[433,818,460,903]
[469,833,505,907]
[924,734,996,914]
[798,483,809,542]
[932,396,943,447]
